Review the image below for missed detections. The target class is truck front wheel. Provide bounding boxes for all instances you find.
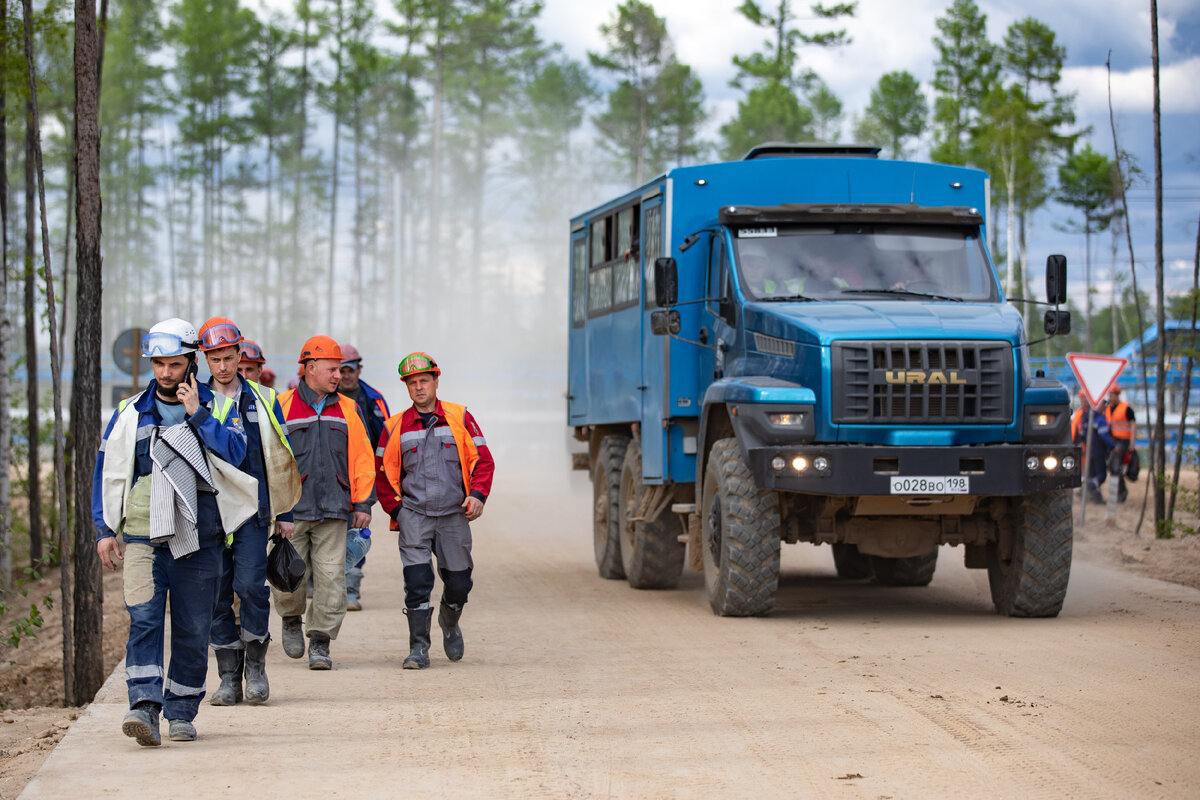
[593,434,630,580]
[618,440,685,589]
[988,489,1073,617]
[701,438,782,616]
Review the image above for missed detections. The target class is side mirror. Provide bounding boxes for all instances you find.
[1044,310,1071,336]
[1045,254,1067,305]
[650,309,681,336]
[654,257,678,307]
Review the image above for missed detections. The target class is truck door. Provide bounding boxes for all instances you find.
[567,230,588,423]
[639,197,666,481]
[698,232,736,385]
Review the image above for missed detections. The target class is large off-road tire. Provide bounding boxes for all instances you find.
[988,489,1073,617]
[618,440,685,589]
[592,435,630,579]
[871,551,938,586]
[832,543,874,580]
[700,438,781,616]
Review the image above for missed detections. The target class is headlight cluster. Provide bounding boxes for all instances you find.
[1029,412,1059,429]
[1025,452,1077,473]
[771,454,830,474]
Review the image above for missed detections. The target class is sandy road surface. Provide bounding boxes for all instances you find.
[19,431,1200,799]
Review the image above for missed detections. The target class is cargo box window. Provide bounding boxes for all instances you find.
[643,205,662,309]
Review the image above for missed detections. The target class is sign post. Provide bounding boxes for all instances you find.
[112,327,144,401]
[1066,353,1128,523]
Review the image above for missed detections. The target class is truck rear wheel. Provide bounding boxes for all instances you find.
[871,552,938,586]
[701,438,781,616]
[988,489,1072,617]
[593,435,630,580]
[832,543,874,580]
[618,440,685,589]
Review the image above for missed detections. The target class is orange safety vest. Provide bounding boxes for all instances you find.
[1105,401,1133,440]
[279,388,376,507]
[380,402,480,528]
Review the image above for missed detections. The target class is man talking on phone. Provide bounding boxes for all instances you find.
[92,317,248,746]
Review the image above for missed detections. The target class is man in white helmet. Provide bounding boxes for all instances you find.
[92,317,249,746]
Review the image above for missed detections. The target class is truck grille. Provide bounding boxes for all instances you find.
[832,340,1013,424]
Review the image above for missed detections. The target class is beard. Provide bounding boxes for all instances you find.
[158,381,180,398]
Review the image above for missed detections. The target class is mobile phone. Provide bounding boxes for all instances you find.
[184,359,198,385]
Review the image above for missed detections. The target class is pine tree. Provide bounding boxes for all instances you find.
[854,70,926,159]
[929,0,998,166]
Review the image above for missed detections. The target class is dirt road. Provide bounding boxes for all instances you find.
[17,431,1200,799]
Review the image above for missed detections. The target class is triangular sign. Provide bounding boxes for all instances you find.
[1066,353,1128,409]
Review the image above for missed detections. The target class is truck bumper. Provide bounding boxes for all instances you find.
[747,443,1081,496]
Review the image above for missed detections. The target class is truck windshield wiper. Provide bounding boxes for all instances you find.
[758,293,818,302]
[839,288,964,302]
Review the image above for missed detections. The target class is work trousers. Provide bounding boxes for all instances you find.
[1110,438,1131,500]
[398,507,473,609]
[123,539,222,722]
[271,518,348,639]
[210,521,270,648]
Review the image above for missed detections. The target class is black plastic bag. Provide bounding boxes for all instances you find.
[267,532,306,593]
[1126,448,1140,482]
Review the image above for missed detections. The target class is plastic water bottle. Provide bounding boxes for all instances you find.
[346,527,373,565]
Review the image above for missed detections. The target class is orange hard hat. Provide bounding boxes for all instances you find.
[198,316,243,352]
[298,335,342,364]
[398,352,441,379]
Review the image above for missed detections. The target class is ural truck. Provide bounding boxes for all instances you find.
[567,143,1080,618]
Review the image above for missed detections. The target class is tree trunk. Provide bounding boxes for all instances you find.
[326,0,343,333]
[72,0,105,705]
[21,0,72,706]
[0,0,11,593]
[1150,0,1166,536]
[24,96,42,567]
[1168,213,1200,521]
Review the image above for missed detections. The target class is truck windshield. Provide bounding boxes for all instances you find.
[733,224,998,303]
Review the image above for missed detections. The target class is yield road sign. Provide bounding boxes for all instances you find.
[1066,353,1127,409]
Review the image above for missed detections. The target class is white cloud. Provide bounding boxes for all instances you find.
[1064,56,1200,114]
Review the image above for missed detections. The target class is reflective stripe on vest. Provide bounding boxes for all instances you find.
[1105,401,1133,439]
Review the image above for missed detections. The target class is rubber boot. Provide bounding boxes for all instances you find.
[243,639,270,705]
[308,632,332,670]
[402,607,433,670]
[208,648,243,706]
[281,616,305,659]
[438,601,464,662]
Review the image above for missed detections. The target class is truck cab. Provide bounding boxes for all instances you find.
[570,144,1079,618]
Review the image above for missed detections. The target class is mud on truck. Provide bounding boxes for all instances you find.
[568,143,1080,618]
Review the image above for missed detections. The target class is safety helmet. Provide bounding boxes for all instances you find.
[239,339,266,364]
[198,316,244,352]
[340,344,363,368]
[1108,385,1121,395]
[298,335,342,364]
[398,352,440,380]
[141,318,200,358]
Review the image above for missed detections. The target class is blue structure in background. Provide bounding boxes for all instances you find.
[1029,321,1200,453]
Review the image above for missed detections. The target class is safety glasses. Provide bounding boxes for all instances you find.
[141,331,198,357]
[398,354,436,376]
[239,340,265,363]
[200,322,242,350]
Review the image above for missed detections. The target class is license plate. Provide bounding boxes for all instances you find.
[889,476,970,495]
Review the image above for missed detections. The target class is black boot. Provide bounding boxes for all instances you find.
[209,649,243,706]
[244,638,270,704]
[438,601,464,662]
[402,607,433,670]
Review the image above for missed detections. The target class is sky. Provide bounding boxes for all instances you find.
[538,0,1200,312]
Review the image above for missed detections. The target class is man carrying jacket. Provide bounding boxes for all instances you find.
[93,318,248,746]
[274,335,376,669]
[337,344,391,611]
[375,352,495,669]
[199,318,299,706]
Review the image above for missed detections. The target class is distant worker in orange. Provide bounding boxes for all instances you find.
[1104,385,1136,503]
[337,344,391,611]
[237,339,266,385]
[273,336,376,669]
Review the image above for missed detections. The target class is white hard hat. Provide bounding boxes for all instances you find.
[141,317,200,357]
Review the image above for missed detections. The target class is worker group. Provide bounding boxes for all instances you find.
[91,316,495,747]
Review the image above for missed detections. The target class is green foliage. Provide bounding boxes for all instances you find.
[720,81,812,161]
[854,70,926,159]
[0,566,52,650]
[1057,145,1119,232]
[929,0,998,165]
[807,78,842,141]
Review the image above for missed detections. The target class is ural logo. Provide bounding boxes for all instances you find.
[884,370,968,385]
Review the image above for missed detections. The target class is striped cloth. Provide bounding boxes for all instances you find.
[149,423,215,558]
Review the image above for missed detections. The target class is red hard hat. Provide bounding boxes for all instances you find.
[298,335,342,364]
[340,344,362,366]
[198,316,243,352]
[398,352,441,380]
[239,339,266,364]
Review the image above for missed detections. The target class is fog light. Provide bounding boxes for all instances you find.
[1043,455,1059,471]
[768,412,806,426]
[1037,414,1050,426]
[771,456,786,472]
[1062,455,1076,471]
[792,456,809,472]
[1026,456,1039,471]
[813,456,829,471]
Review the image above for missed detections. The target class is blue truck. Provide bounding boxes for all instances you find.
[568,143,1080,618]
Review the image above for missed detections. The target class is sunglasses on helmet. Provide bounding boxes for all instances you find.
[141,331,198,357]
[239,341,264,362]
[200,322,242,350]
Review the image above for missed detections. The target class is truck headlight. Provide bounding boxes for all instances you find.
[1062,455,1077,471]
[1043,455,1059,471]
[768,412,806,426]
[771,456,786,472]
[1030,412,1058,428]
[792,456,809,472]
